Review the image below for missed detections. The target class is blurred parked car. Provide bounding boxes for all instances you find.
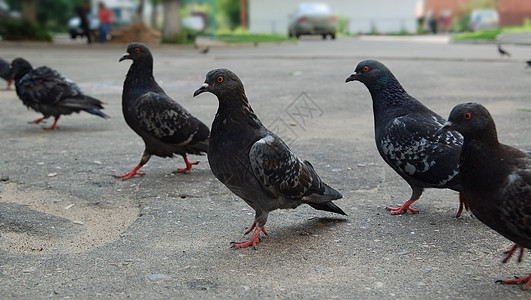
[288,3,337,39]
[68,14,100,40]
[468,9,499,31]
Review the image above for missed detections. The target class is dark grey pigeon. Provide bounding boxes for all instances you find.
[498,44,511,57]
[0,58,13,90]
[194,68,345,249]
[439,102,531,289]
[11,58,109,130]
[117,42,209,180]
[346,60,466,216]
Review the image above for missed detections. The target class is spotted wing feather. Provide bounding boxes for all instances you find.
[249,134,321,200]
[500,154,531,244]
[380,114,462,186]
[17,67,84,106]
[133,92,208,146]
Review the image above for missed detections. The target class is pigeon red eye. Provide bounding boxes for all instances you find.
[464,112,472,120]
[217,76,224,83]
[134,48,140,53]
[363,66,370,72]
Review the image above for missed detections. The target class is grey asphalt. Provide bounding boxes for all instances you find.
[1,35,531,299]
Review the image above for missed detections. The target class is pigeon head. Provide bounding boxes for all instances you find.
[11,58,33,82]
[345,59,397,87]
[193,68,246,99]
[119,42,153,63]
[439,102,498,142]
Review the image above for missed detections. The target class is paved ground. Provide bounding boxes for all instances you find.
[1,35,531,299]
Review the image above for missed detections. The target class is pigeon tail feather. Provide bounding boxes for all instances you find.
[307,201,347,216]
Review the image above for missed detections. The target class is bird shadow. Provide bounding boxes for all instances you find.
[260,216,349,247]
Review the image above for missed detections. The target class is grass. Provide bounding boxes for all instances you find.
[205,33,296,44]
[452,24,531,41]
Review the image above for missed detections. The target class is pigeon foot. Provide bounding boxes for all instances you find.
[43,117,60,130]
[115,164,145,180]
[496,274,531,290]
[503,243,525,263]
[386,199,419,215]
[174,156,199,174]
[29,117,47,124]
[231,224,267,249]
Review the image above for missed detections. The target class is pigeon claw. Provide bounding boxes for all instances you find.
[386,199,419,215]
[502,243,525,263]
[42,117,60,130]
[29,117,47,124]
[231,226,266,250]
[174,156,199,174]
[496,274,531,290]
[114,164,145,180]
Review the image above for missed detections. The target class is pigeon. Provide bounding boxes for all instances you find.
[193,68,345,249]
[0,58,13,90]
[199,46,210,55]
[498,44,511,57]
[116,42,209,180]
[346,60,467,216]
[526,60,531,68]
[11,58,109,130]
[439,102,531,289]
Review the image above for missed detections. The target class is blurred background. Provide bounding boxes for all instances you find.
[0,0,530,45]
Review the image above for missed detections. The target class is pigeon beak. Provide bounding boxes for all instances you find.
[436,121,453,136]
[193,83,209,97]
[119,53,130,62]
[345,73,358,83]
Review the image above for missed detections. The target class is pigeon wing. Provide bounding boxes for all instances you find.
[380,114,462,186]
[133,92,205,145]
[249,134,319,200]
[500,155,531,242]
[18,67,84,106]
[0,58,12,80]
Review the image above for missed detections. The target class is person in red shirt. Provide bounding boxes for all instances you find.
[98,2,115,44]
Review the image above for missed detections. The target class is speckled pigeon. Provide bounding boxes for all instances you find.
[0,58,13,90]
[346,59,466,216]
[193,68,345,249]
[11,58,109,130]
[439,102,531,289]
[117,42,209,180]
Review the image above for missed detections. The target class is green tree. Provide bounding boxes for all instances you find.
[216,0,240,29]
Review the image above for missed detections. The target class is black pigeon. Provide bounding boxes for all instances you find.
[11,58,109,130]
[0,58,13,90]
[117,42,209,180]
[498,44,511,57]
[439,102,531,289]
[199,46,210,55]
[346,60,466,216]
[526,60,531,68]
[194,68,345,249]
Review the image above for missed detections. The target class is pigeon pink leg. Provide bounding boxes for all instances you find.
[29,117,47,124]
[174,155,199,174]
[498,274,531,290]
[232,222,268,249]
[456,193,469,218]
[386,198,419,215]
[115,164,145,180]
[5,79,12,90]
[502,243,525,263]
[43,116,60,130]
[496,244,530,289]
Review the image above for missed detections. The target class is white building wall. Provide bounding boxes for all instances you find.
[250,0,419,34]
